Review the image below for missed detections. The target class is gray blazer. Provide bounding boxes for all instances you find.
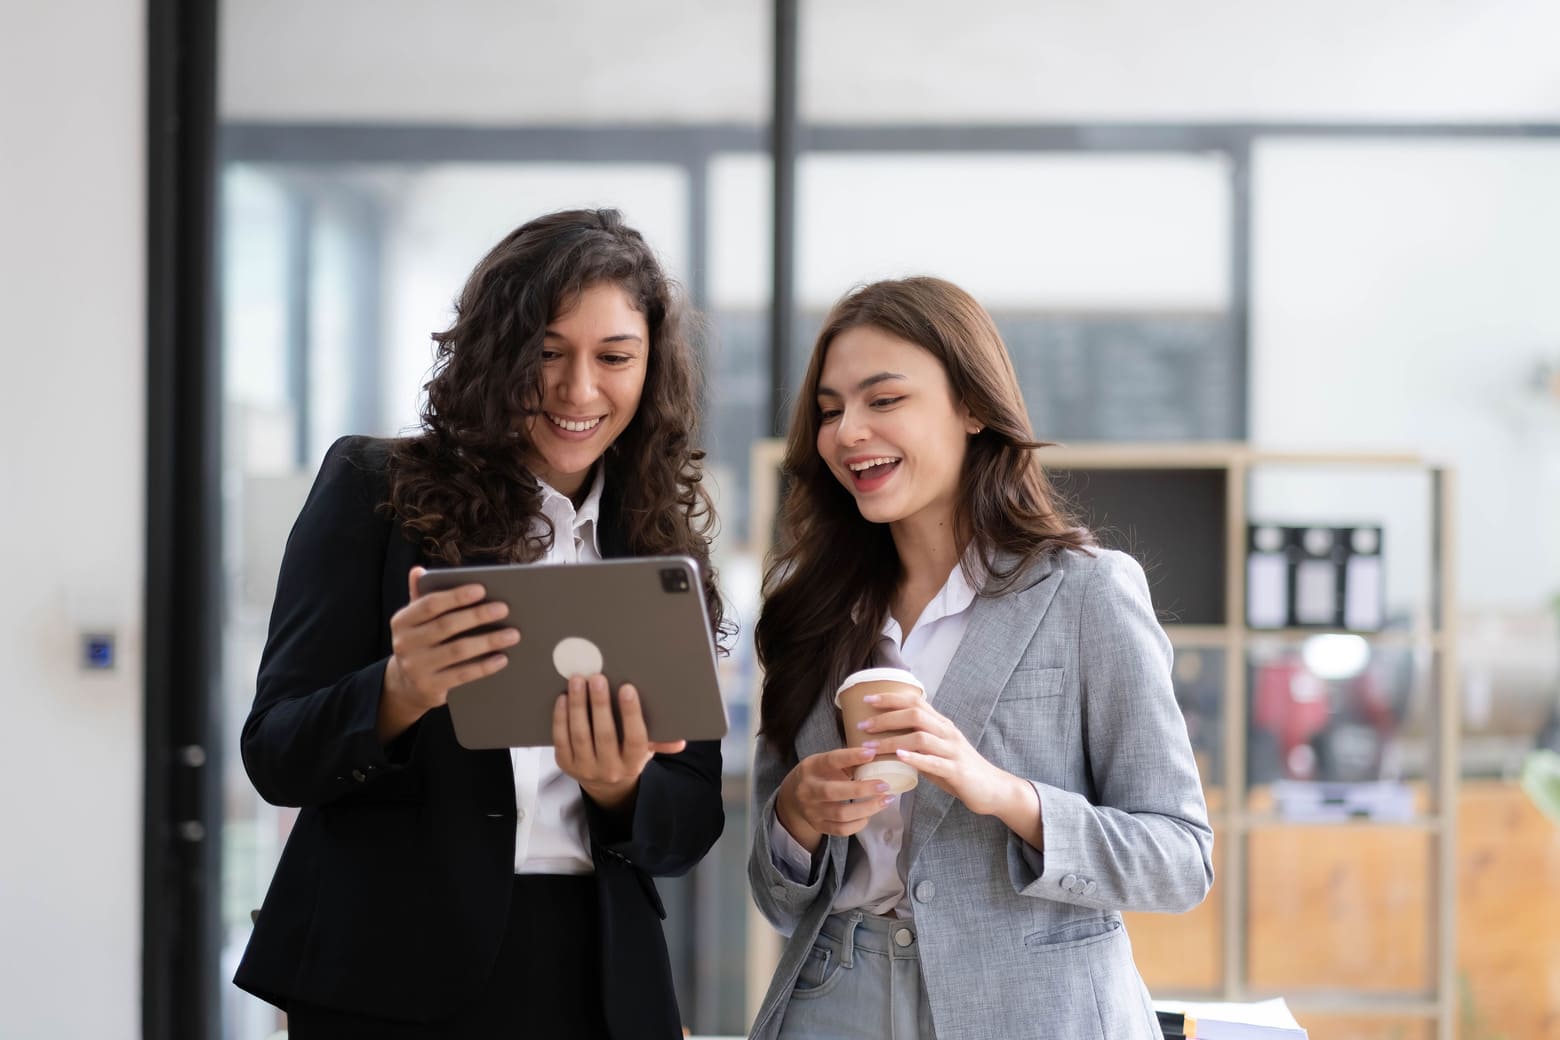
[748,548,1214,1040]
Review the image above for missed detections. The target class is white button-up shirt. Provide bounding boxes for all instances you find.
[511,466,605,875]
[773,559,979,915]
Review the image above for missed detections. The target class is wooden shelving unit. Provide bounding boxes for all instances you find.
[1040,443,1458,1040]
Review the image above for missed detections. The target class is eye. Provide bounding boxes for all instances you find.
[600,353,633,366]
[818,407,841,423]
[870,395,905,408]
[540,349,563,362]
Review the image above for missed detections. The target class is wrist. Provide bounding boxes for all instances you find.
[584,777,639,814]
[775,786,822,854]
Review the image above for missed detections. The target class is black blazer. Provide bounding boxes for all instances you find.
[234,436,724,1037]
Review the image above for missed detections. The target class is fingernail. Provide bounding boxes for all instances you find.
[862,694,880,704]
[882,795,898,806]
[874,782,891,794]
[861,741,879,752]
[501,630,520,644]
[895,748,911,758]
[621,686,636,702]
[855,720,872,731]
[861,746,877,758]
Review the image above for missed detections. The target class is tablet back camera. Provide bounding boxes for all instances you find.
[660,567,691,594]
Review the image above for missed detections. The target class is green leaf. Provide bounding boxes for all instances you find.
[1521,748,1560,826]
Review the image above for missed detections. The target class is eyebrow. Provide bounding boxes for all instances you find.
[542,331,644,346]
[816,371,907,398]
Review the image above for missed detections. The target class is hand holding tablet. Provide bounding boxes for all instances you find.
[415,556,728,749]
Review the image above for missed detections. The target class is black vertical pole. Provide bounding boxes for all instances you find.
[769,0,799,437]
[146,0,222,1037]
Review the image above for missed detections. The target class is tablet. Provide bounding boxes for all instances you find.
[417,556,727,749]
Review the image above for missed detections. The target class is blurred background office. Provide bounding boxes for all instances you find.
[4,1,1560,1038]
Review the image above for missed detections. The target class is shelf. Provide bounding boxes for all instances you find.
[1235,813,1442,832]
[1282,994,1441,1018]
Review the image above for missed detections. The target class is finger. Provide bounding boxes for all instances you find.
[647,740,686,756]
[865,731,948,759]
[566,675,595,764]
[587,674,621,762]
[426,599,511,645]
[398,582,488,630]
[616,683,650,758]
[815,794,898,827]
[430,626,520,672]
[552,689,573,771]
[815,745,881,776]
[860,688,926,711]
[436,651,509,695]
[408,565,426,600]
[857,705,941,736]
[895,747,954,777]
[803,777,892,805]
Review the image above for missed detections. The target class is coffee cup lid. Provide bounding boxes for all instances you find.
[834,667,925,707]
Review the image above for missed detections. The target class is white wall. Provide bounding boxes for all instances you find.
[0,3,144,1038]
[1250,139,1560,613]
[219,0,768,124]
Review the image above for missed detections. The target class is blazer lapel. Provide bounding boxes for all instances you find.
[905,552,1065,869]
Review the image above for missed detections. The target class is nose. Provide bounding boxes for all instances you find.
[557,353,595,405]
[834,404,869,446]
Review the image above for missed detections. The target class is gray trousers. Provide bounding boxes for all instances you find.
[775,912,937,1040]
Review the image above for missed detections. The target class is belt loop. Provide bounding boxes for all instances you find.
[838,911,864,968]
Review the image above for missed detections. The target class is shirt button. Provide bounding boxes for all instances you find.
[351,769,367,783]
[914,881,936,903]
[893,927,915,948]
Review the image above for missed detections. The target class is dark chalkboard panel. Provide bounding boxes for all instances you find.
[1045,466,1229,626]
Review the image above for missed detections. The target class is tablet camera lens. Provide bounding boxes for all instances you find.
[660,567,691,593]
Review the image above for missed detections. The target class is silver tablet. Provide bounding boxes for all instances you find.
[417,556,727,749]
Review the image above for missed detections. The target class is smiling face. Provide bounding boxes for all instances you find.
[520,281,649,498]
[815,324,980,531]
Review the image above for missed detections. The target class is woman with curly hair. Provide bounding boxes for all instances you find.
[234,209,726,1039]
[747,277,1212,1039]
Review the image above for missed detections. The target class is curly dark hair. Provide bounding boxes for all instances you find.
[387,208,728,647]
[756,277,1093,757]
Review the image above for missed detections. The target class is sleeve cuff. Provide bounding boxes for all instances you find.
[770,817,818,884]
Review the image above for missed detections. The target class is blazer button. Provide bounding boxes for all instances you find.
[351,769,367,783]
[771,883,786,898]
[914,881,936,903]
[1061,873,1078,891]
[1084,880,1097,896]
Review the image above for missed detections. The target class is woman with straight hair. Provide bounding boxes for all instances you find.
[235,208,726,1039]
[748,277,1213,1040]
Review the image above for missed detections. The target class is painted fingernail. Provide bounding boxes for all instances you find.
[861,745,878,757]
[882,795,898,806]
[861,741,879,752]
[874,782,891,794]
[856,720,872,731]
[862,693,880,704]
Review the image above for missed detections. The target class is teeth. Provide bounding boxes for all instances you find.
[548,414,602,433]
[848,457,899,472]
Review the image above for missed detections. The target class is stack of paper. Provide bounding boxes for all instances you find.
[1152,997,1308,1039]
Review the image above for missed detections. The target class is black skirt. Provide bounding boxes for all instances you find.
[286,874,611,1039]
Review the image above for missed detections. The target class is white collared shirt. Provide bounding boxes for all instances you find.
[772,558,980,915]
[511,466,605,875]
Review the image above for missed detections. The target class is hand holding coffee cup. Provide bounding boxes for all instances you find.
[835,667,926,794]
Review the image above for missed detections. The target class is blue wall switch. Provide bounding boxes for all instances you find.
[82,632,116,670]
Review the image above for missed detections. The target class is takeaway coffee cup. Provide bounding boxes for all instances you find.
[834,667,926,794]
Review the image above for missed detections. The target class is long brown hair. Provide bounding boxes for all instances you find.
[756,277,1092,757]
[387,208,728,646]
